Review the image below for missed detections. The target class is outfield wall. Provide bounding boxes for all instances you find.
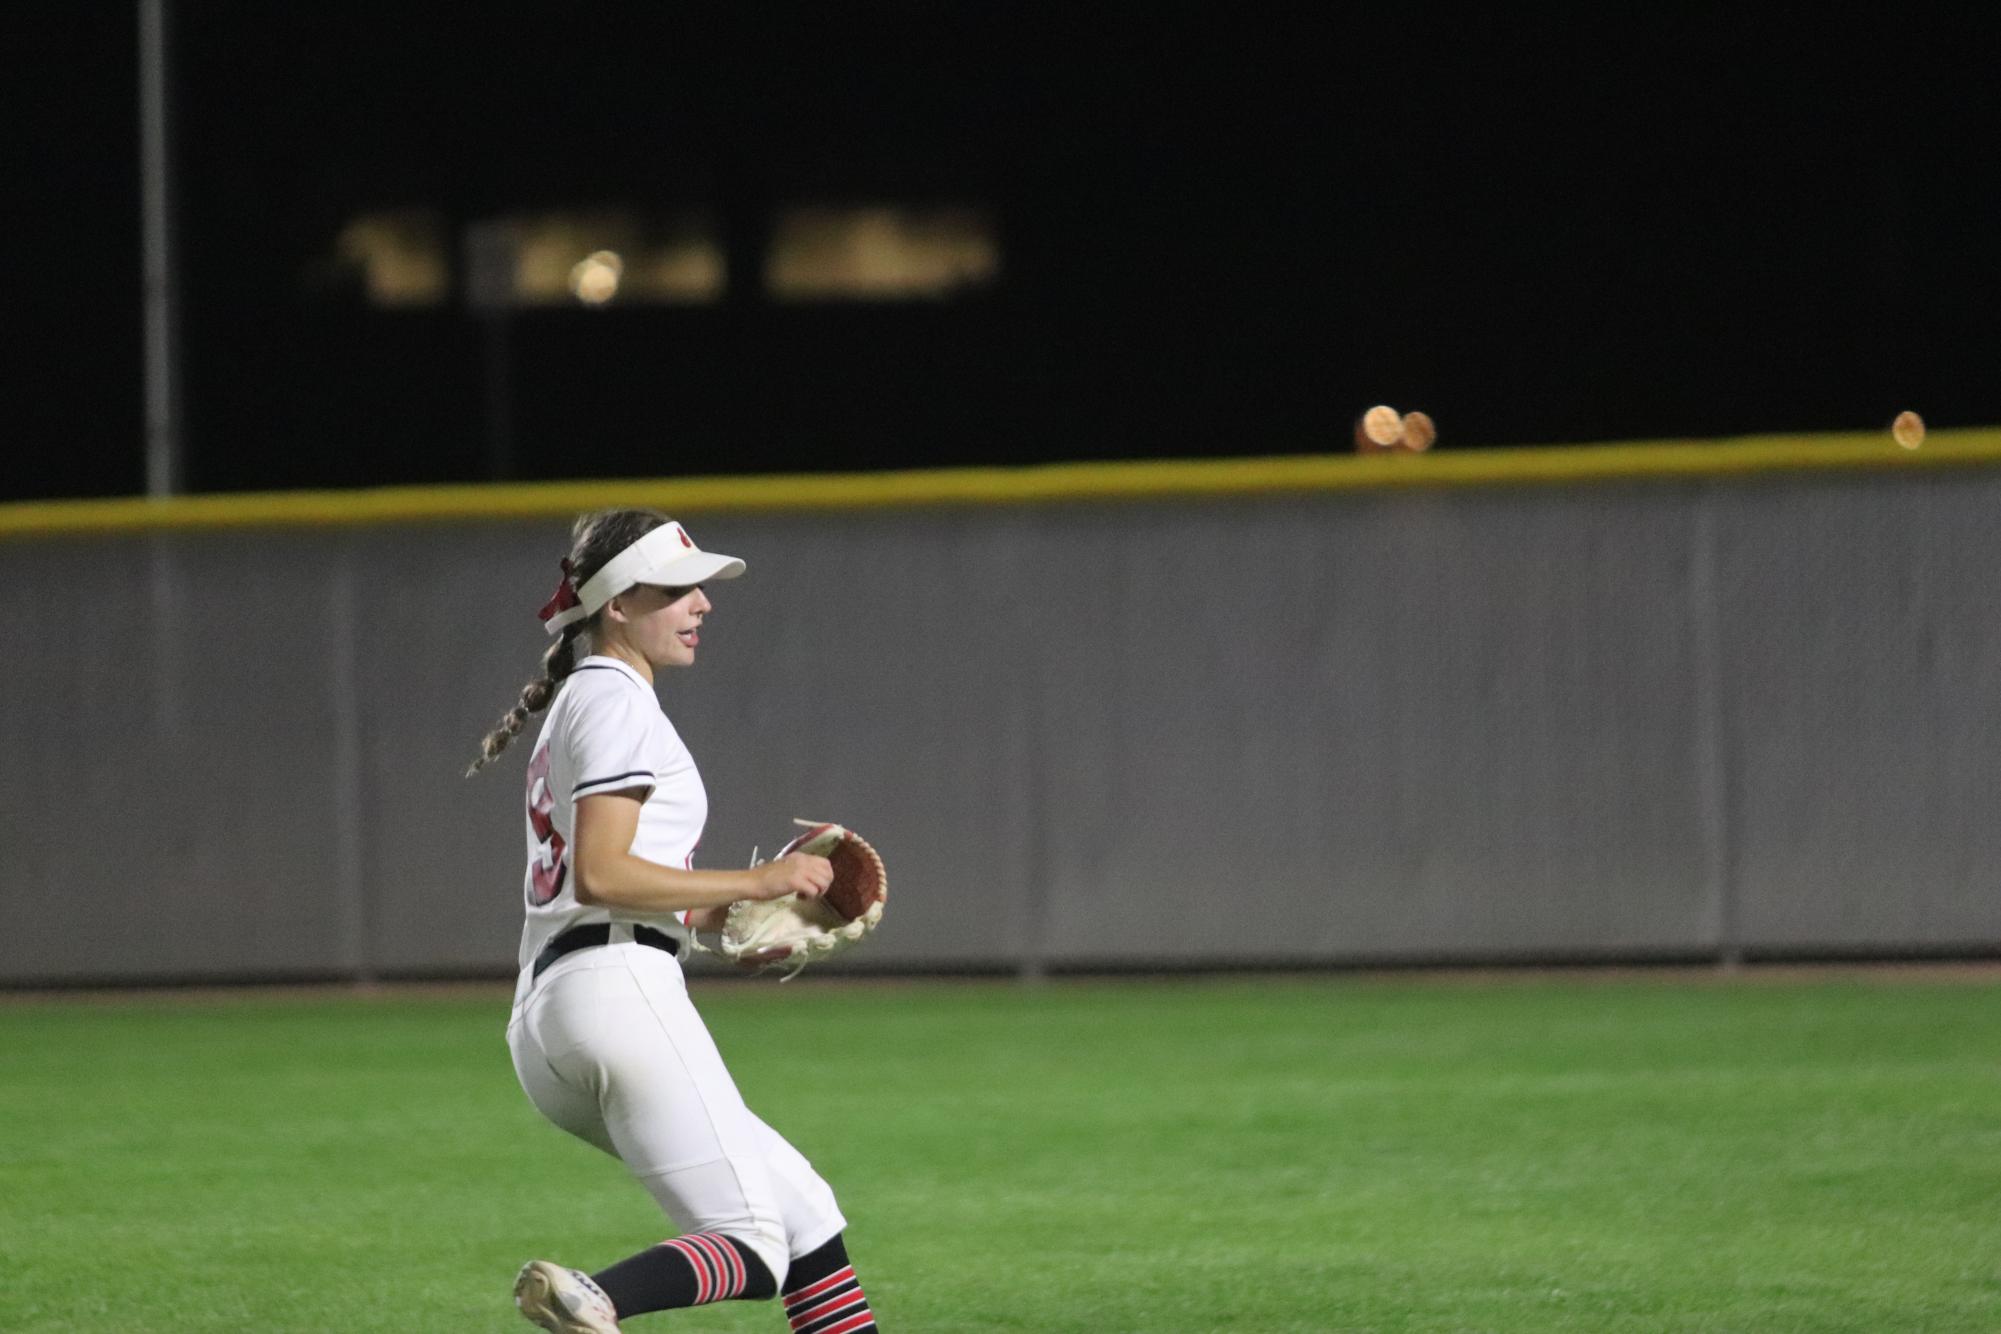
[4,434,1999,983]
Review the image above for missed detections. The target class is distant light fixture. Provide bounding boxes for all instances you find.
[465,212,725,307]
[330,209,448,306]
[766,205,999,301]
[569,250,624,306]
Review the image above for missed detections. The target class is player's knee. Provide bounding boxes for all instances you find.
[732,1218,791,1291]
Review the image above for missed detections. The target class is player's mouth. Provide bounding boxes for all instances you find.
[677,627,700,648]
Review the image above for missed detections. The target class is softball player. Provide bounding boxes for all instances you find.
[470,508,882,1334]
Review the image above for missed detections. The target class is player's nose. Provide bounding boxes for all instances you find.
[690,586,712,614]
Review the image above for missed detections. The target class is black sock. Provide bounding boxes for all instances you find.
[782,1233,879,1333]
[592,1232,775,1317]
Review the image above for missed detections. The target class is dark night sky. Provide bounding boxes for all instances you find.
[6,5,1999,502]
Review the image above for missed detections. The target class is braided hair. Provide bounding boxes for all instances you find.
[465,508,669,775]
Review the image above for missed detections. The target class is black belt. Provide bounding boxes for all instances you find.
[532,923,679,980]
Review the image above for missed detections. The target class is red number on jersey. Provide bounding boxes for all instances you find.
[525,743,567,906]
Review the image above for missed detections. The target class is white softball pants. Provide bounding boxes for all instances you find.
[506,936,847,1282]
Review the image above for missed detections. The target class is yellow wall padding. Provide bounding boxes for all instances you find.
[5,428,1999,539]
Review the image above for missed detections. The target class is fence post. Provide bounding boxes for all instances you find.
[329,547,373,983]
[1689,492,1741,967]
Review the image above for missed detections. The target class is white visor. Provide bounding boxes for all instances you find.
[543,521,745,635]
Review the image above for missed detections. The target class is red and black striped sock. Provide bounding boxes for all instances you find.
[591,1230,775,1317]
[782,1234,879,1333]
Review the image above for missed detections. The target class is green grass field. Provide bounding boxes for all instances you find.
[2,973,1997,1332]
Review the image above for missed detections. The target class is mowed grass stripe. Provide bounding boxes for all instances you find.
[1,977,1996,1332]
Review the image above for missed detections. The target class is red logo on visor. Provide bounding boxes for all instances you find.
[677,527,692,548]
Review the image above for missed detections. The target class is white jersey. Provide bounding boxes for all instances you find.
[516,654,705,975]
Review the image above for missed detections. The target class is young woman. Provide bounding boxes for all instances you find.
[469,509,881,1334]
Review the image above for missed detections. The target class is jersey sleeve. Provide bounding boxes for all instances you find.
[560,678,661,801]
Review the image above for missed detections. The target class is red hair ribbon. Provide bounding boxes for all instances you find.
[537,557,581,626]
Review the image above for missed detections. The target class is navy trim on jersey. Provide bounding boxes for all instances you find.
[569,662,654,695]
[575,770,655,794]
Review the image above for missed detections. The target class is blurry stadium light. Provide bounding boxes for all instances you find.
[331,210,727,311]
[468,211,723,307]
[569,250,623,306]
[337,207,998,309]
[334,210,449,306]
[765,205,999,301]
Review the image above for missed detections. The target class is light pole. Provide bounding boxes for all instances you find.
[139,0,183,496]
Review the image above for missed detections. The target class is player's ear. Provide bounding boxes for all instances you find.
[602,594,631,625]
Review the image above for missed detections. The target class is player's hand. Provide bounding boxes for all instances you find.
[682,904,730,934]
[752,852,831,901]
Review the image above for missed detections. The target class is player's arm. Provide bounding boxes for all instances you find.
[570,792,831,912]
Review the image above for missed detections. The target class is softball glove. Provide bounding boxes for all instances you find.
[721,821,887,977]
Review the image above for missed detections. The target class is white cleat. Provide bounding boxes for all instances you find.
[514,1260,622,1333]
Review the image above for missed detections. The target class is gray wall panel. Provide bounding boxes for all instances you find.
[1030,491,1718,962]
[3,469,1997,983]
[1718,475,2001,948]
[1,534,357,981]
